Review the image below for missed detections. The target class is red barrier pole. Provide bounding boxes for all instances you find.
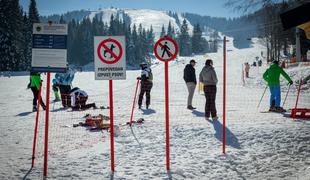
[223,36,226,154]
[130,79,140,126]
[165,61,170,170]
[109,80,115,172]
[31,84,42,168]
[43,72,51,177]
[294,79,302,110]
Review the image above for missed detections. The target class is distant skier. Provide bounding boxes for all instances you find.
[29,72,46,112]
[70,87,97,110]
[137,63,153,109]
[52,75,61,102]
[263,60,293,112]
[183,59,197,110]
[245,62,250,78]
[56,68,75,108]
[199,59,218,120]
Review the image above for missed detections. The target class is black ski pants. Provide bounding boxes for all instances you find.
[204,85,217,118]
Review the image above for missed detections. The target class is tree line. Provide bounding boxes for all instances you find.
[225,0,310,62]
[0,0,217,71]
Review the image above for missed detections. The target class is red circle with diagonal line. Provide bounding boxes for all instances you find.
[154,36,178,62]
[97,38,123,64]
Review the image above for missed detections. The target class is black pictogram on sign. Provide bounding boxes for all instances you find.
[97,38,123,64]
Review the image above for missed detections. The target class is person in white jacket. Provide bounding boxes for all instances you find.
[70,87,96,110]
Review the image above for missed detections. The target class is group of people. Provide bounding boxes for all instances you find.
[29,58,295,116]
[29,68,96,112]
[184,59,218,121]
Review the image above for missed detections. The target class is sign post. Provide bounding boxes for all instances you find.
[223,36,227,154]
[154,36,178,171]
[94,36,126,172]
[31,22,68,178]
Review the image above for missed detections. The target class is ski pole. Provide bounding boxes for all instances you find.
[257,85,268,109]
[282,84,291,108]
[129,79,140,126]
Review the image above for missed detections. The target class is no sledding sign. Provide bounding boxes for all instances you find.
[94,36,126,80]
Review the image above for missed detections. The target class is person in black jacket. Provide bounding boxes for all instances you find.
[183,59,197,110]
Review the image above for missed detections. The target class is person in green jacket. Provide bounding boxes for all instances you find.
[263,60,293,112]
[30,72,46,112]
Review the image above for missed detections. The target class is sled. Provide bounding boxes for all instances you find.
[290,108,310,119]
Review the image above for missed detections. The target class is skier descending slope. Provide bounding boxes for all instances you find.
[199,59,218,121]
[137,63,153,109]
[263,60,293,113]
[29,71,46,112]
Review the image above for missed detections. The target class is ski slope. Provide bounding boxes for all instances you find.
[86,8,194,38]
[0,36,309,179]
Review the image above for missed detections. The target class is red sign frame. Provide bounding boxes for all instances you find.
[154,36,178,62]
[97,38,123,64]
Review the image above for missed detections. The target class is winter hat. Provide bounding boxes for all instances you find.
[205,59,213,66]
[272,60,279,65]
[140,62,147,69]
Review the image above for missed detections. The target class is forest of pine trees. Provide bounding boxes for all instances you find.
[0,0,218,71]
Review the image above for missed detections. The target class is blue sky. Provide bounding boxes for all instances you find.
[20,0,242,18]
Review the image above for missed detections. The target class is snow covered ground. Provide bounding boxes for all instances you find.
[0,37,309,179]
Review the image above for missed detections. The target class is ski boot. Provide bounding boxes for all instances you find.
[32,106,37,112]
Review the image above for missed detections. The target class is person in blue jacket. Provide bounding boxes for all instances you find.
[55,68,75,107]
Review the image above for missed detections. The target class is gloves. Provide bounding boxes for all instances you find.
[289,81,293,85]
[137,77,141,80]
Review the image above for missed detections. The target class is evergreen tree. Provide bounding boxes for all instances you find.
[191,24,204,54]
[160,25,166,37]
[28,0,40,23]
[167,21,174,38]
[178,19,191,56]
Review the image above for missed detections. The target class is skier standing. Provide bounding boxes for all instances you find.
[183,59,197,110]
[137,63,153,109]
[263,60,293,112]
[29,72,46,112]
[56,68,75,107]
[199,59,218,120]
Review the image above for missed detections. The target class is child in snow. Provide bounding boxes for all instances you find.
[29,72,46,112]
[183,59,197,110]
[263,60,293,112]
[137,63,153,109]
[70,87,97,110]
[52,75,61,102]
[56,68,75,108]
[199,59,218,121]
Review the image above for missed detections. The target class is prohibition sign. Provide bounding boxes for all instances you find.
[97,38,123,64]
[154,36,178,62]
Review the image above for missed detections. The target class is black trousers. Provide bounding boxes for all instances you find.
[59,85,71,107]
[31,87,45,107]
[204,85,217,118]
[138,81,153,106]
[72,97,96,110]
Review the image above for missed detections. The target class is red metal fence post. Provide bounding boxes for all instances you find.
[43,72,51,177]
[130,79,140,126]
[165,61,170,170]
[109,80,115,172]
[223,36,227,154]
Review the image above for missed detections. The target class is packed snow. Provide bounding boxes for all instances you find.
[0,36,309,179]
